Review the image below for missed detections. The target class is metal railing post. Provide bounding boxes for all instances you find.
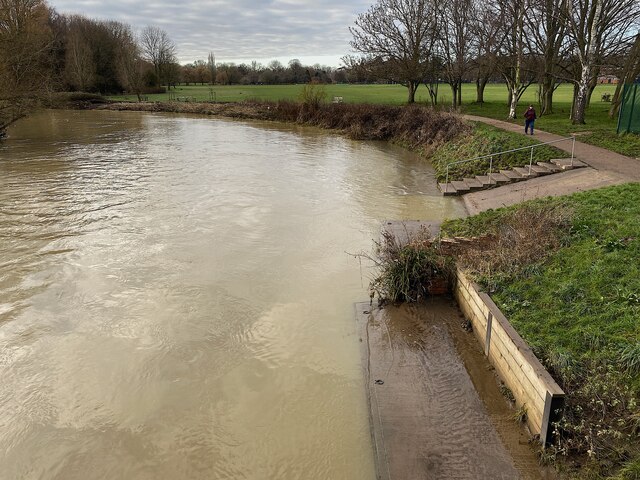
[529,146,534,175]
[571,136,575,167]
[489,155,493,177]
[445,167,449,193]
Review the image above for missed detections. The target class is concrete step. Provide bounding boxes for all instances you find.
[500,170,524,181]
[463,178,484,190]
[537,161,562,173]
[475,175,497,187]
[529,164,553,175]
[488,173,510,184]
[438,183,457,195]
[551,158,587,170]
[451,180,471,193]
[512,166,539,178]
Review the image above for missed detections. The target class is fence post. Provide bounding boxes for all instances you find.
[489,155,493,178]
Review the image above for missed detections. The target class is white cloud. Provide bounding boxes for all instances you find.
[49,0,371,66]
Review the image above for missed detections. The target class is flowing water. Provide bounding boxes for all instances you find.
[0,110,465,479]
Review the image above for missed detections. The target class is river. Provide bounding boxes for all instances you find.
[0,110,465,479]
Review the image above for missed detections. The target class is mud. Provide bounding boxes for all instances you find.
[356,298,554,480]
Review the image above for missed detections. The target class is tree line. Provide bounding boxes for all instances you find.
[347,0,640,123]
[0,0,185,132]
[0,0,359,135]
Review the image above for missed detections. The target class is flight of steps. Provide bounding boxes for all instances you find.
[438,158,587,196]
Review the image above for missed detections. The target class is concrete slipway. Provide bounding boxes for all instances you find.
[355,299,554,480]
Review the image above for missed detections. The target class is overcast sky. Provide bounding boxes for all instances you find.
[49,0,372,67]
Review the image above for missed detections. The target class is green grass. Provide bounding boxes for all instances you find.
[442,184,640,479]
[430,122,564,181]
[443,183,640,372]
[108,83,639,157]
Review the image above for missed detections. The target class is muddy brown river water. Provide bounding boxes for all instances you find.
[0,110,466,479]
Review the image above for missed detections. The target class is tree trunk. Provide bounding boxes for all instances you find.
[407,81,418,103]
[572,65,590,124]
[541,74,554,115]
[572,0,601,124]
[450,82,458,108]
[508,84,519,119]
[476,77,488,103]
[457,82,462,107]
[586,71,599,106]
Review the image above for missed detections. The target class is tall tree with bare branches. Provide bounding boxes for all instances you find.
[140,25,176,87]
[563,0,640,124]
[348,0,439,103]
[0,0,54,135]
[439,0,475,108]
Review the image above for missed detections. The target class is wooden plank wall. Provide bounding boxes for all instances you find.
[455,269,565,444]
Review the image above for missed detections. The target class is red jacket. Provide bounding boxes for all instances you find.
[524,108,537,120]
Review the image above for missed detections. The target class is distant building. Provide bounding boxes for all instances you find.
[597,75,619,84]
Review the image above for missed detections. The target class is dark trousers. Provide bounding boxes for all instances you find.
[525,119,535,134]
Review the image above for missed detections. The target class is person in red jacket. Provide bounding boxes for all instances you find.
[524,105,537,135]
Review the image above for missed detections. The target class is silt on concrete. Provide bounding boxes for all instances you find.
[355,299,553,480]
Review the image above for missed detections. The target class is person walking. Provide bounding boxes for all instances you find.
[524,105,537,135]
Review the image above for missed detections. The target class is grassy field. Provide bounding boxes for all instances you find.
[109,83,639,157]
[441,184,640,479]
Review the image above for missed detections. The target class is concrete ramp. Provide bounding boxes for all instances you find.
[355,299,549,480]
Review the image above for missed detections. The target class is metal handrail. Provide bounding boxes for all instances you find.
[444,135,576,193]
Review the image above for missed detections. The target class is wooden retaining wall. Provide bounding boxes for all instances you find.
[455,269,565,444]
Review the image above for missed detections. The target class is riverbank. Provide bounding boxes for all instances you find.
[106,83,637,157]
[373,184,640,479]
[95,100,466,156]
[83,99,576,183]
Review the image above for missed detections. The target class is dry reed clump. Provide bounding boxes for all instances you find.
[367,229,456,304]
[455,204,574,290]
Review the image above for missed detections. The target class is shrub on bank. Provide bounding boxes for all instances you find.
[98,99,468,154]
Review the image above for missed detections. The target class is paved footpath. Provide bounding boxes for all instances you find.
[462,115,640,214]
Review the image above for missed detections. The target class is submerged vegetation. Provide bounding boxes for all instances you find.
[371,184,640,479]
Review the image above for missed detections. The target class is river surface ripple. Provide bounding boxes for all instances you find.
[0,110,465,480]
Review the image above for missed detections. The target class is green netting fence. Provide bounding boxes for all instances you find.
[617,83,640,134]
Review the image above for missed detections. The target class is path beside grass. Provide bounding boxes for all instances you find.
[462,115,640,214]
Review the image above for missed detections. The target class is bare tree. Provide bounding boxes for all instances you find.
[470,1,505,104]
[207,51,216,85]
[0,0,54,135]
[348,0,439,103]
[496,0,535,118]
[140,25,176,87]
[563,0,640,124]
[117,26,146,101]
[527,0,568,115]
[64,16,94,91]
[609,33,640,118]
[439,0,475,108]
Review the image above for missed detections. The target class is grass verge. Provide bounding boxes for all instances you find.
[429,122,565,182]
[441,184,640,479]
